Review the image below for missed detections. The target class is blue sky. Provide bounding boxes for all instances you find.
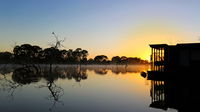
[1,0,200,59]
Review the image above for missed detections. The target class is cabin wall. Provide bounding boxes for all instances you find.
[178,49,190,67]
[177,48,200,70]
[164,46,177,71]
[150,44,200,72]
[190,49,200,66]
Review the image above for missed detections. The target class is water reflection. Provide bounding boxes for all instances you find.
[37,74,64,112]
[0,65,149,112]
[148,72,200,112]
[2,64,197,112]
[84,65,147,74]
[0,73,22,100]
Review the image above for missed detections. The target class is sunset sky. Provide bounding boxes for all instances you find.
[1,0,200,60]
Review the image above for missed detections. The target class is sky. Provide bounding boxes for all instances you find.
[1,0,200,60]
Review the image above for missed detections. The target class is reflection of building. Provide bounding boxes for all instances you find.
[150,80,167,110]
[150,77,200,112]
[149,43,200,78]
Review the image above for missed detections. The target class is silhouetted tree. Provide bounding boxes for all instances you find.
[65,49,74,63]
[72,48,83,63]
[87,58,94,64]
[94,55,108,64]
[0,52,13,64]
[120,56,127,64]
[59,49,68,63]
[111,56,121,65]
[43,47,60,72]
[50,32,65,49]
[32,45,43,62]
[1,42,149,65]
[80,50,88,64]
[13,44,42,64]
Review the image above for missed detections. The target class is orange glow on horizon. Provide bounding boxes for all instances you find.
[116,21,188,61]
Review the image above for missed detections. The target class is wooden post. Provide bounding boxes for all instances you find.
[151,48,153,71]
[153,48,155,71]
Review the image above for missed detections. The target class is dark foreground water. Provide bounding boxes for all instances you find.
[0,65,177,112]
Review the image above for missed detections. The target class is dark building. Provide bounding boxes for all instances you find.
[148,43,200,79]
[147,43,200,111]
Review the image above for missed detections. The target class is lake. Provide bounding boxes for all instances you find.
[0,65,177,112]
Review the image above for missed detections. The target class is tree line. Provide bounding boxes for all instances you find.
[0,44,149,65]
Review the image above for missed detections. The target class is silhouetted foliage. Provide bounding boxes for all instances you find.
[94,55,108,64]
[13,44,42,64]
[111,56,121,65]
[0,43,149,65]
[0,52,13,64]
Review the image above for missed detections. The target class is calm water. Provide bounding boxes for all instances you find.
[0,65,177,112]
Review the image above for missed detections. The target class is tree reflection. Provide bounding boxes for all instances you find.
[82,65,148,75]
[0,65,89,111]
[38,73,64,112]
[74,66,87,82]
[0,65,149,111]
[0,64,14,75]
[0,72,22,100]
[12,68,41,85]
[94,68,108,75]
[41,66,87,111]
